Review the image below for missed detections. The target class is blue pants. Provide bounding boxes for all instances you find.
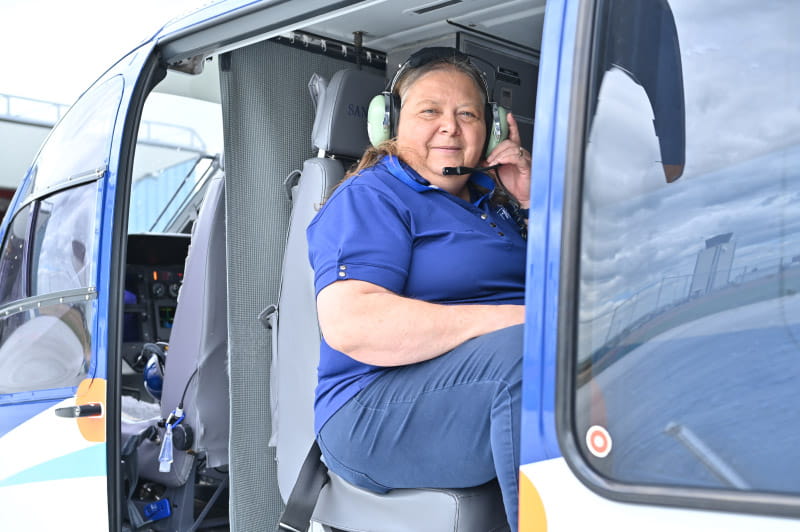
[318,324,523,531]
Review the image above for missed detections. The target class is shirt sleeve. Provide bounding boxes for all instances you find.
[307,182,412,295]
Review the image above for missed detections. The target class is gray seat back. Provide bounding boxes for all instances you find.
[273,68,384,500]
[161,172,230,469]
[120,171,228,489]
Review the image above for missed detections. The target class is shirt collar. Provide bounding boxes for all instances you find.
[382,155,496,206]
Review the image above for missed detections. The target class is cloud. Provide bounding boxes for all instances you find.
[577,2,800,358]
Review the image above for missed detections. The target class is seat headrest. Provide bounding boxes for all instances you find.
[311,69,385,159]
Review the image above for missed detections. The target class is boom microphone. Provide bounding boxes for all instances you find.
[442,164,500,176]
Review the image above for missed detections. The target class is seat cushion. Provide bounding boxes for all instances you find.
[312,472,509,532]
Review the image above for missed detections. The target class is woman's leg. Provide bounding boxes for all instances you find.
[318,324,523,530]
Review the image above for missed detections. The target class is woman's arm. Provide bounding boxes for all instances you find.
[317,279,525,366]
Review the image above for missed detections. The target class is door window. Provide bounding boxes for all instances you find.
[570,0,800,504]
[31,183,98,295]
[0,183,98,395]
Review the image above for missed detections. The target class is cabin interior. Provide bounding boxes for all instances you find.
[119,1,543,529]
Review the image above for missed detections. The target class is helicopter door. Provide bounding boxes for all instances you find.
[0,41,158,531]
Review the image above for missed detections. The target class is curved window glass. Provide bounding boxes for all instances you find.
[30,75,123,195]
[31,182,99,295]
[574,0,800,496]
[0,300,93,394]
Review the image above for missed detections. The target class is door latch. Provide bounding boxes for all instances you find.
[55,403,104,418]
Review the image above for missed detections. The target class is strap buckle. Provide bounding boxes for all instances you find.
[277,522,305,532]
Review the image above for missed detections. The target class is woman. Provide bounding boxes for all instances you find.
[307,47,532,531]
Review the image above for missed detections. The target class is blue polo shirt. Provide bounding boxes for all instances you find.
[307,155,526,433]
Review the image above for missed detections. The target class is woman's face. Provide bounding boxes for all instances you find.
[396,67,486,188]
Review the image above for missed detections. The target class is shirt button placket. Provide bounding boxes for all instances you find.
[479,212,504,238]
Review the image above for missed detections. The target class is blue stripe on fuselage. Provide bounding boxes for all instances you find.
[0,444,105,487]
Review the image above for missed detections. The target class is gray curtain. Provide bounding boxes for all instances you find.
[219,39,360,530]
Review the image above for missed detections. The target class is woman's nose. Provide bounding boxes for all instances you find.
[438,112,459,135]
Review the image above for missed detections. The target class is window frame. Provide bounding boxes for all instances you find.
[556,0,800,519]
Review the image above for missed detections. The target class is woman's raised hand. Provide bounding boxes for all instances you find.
[485,113,531,208]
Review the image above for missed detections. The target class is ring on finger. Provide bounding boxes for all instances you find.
[519,146,525,158]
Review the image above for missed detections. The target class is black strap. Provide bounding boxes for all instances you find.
[277,440,329,532]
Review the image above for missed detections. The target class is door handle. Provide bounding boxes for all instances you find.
[55,403,104,418]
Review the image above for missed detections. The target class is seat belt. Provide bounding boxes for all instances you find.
[276,440,329,532]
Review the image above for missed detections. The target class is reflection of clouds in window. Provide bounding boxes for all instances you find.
[580,145,800,357]
[33,184,97,294]
[0,314,85,394]
[584,68,665,208]
[579,0,800,359]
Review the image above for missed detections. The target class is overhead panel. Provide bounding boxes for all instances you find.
[304,0,545,52]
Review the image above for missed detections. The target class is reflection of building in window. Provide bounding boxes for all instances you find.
[129,158,200,233]
[689,233,735,297]
[129,155,220,234]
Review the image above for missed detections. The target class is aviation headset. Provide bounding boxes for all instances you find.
[366,47,509,157]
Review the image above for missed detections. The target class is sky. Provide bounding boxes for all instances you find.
[0,0,213,105]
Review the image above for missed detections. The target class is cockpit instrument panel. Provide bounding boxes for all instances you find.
[123,233,190,370]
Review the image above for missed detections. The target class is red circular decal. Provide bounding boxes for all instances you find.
[586,425,612,458]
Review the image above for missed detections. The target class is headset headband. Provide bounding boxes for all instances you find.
[388,47,492,102]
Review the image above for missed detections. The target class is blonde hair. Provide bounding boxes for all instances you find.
[344,140,399,179]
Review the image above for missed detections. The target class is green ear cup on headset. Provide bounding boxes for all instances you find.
[368,93,510,155]
[485,104,509,156]
[367,93,391,147]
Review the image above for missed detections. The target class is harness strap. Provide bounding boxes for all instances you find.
[276,440,329,532]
